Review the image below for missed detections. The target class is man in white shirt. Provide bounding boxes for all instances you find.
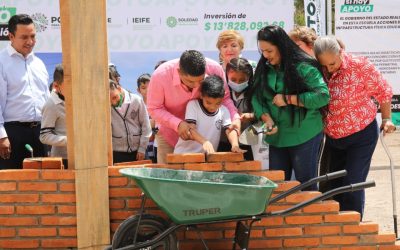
[0,14,49,169]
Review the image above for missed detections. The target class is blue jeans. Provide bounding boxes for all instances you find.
[326,119,378,219]
[269,132,323,190]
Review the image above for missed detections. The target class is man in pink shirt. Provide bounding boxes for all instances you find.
[147,50,240,163]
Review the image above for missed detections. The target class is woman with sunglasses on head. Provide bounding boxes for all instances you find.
[249,25,330,189]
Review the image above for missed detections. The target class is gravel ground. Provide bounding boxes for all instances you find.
[364,132,400,235]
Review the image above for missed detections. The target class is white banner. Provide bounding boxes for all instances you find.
[304,0,326,35]
[335,0,400,94]
[335,0,400,127]
[0,0,294,92]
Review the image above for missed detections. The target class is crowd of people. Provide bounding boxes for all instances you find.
[0,14,396,219]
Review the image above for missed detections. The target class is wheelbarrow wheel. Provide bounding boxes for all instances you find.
[112,214,178,250]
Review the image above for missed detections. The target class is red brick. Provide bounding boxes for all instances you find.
[109,187,141,198]
[325,211,361,223]
[224,161,261,171]
[303,200,340,213]
[266,204,301,214]
[127,198,158,209]
[163,163,184,170]
[0,205,14,214]
[285,191,320,203]
[185,230,223,239]
[0,239,39,248]
[305,225,341,235]
[379,245,400,250]
[206,152,243,162]
[18,182,57,191]
[59,227,77,236]
[274,180,300,192]
[343,222,379,234]
[41,170,75,180]
[250,229,264,238]
[16,205,55,215]
[111,222,120,233]
[41,194,76,203]
[41,216,76,225]
[59,182,75,192]
[309,248,340,250]
[360,233,396,244]
[342,247,377,250]
[109,177,129,187]
[167,153,205,163]
[58,205,76,214]
[110,210,135,220]
[322,236,359,245]
[41,238,77,248]
[0,181,16,191]
[251,170,285,182]
[142,164,169,169]
[0,170,39,180]
[0,194,39,203]
[184,162,223,171]
[114,159,152,166]
[285,215,323,225]
[0,217,38,226]
[23,159,42,169]
[265,227,302,237]
[258,217,284,226]
[19,227,57,237]
[249,239,282,249]
[41,157,63,169]
[283,237,320,247]
[109,199,125,209]
[0,228,16,237]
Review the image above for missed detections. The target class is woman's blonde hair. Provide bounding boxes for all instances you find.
[216,30,245,50]
[288,26,317,47]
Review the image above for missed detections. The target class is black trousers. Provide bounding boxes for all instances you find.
[0,122,46,170]
[113,151,137,164]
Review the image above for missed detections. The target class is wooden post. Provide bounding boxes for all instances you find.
[60,0,111,249]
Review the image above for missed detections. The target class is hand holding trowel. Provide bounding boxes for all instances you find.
[239,121,277,145]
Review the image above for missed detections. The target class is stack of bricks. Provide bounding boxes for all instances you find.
[0,168,77,249]
[1,153,399,249]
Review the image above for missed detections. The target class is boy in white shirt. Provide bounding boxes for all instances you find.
[174,75,244,154]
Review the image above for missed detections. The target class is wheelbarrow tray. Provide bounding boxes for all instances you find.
[120,168,277,224]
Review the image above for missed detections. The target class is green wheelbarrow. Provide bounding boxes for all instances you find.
[106,168,375,250]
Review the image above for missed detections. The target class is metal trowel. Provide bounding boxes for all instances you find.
[239,122,267,145]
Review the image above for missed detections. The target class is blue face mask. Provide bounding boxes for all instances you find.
[228,80,248,93]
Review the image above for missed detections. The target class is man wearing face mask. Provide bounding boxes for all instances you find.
[109,80,152,164]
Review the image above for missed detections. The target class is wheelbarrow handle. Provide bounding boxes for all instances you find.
[270,180,376,217]
[269,170,347,204]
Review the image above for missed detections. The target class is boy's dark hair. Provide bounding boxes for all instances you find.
[109,64,120,82]
[53,64,64,84]
[154,60,167,70]
[8,14,33,35]
[137,73,151,88]
[200,75,225,99]
[179,50,206,76]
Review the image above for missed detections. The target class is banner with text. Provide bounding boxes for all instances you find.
[0,0,294,91]
[304,0,326,35]
[335,0,400,128]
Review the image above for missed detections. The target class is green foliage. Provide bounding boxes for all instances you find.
[294,0,305,26]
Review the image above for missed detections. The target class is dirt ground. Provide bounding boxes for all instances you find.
[364,132,400,234]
